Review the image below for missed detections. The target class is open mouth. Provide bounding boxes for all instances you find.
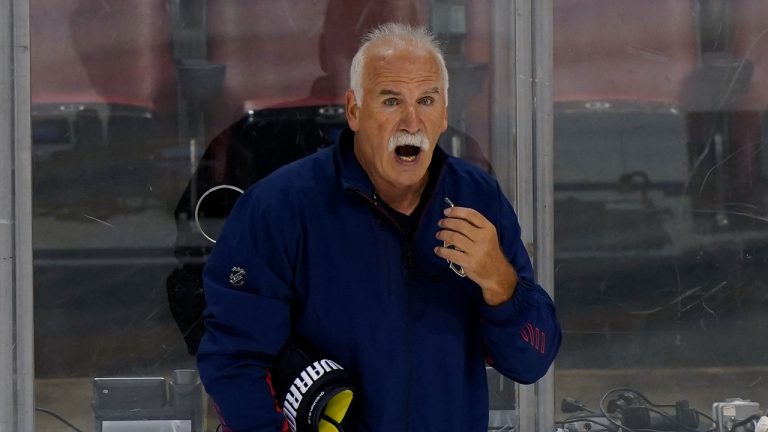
[395,145,421,162]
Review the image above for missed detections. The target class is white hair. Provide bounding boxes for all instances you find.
[349,23,449,106]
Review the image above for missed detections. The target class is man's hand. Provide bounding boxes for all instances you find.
[434,206,518,306]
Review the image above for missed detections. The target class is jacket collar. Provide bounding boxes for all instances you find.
[336,127,449,198]
[337,127,375,195]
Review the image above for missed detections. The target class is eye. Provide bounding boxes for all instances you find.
[383,98,399,106]
[419,96,435,106]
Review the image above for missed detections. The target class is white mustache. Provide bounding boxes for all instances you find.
[387,132,430,153]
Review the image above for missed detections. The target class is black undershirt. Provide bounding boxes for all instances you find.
[381,195,426,240]
[379,169,439,240]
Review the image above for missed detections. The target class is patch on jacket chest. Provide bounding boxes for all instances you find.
[229,266,246,287]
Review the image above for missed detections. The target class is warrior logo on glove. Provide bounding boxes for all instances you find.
[271,338,355,432]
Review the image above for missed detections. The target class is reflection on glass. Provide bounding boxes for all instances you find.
[30,0,505,431]
[554,1,768,430]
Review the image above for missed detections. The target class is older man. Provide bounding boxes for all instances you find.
[197,23,561,432]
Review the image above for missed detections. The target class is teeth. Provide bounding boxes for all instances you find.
[398,155,416,162]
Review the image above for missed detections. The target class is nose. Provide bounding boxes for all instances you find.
[399,104,420,134]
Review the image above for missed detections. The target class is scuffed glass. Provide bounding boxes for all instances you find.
[31,1,513,431]
[554,1,768,431]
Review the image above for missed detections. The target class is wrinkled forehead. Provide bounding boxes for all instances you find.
[363,42,445,87]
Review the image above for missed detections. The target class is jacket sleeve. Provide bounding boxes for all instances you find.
[196,186,297,432]
[479,183,562,384]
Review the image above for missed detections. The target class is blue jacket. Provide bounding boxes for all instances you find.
[197,128,561,432]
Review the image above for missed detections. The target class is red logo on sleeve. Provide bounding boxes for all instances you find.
[520,323,546,354]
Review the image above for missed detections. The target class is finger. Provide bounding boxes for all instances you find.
[436,229,474,250]
[434,245,470,268]
[437,217,480,240]
[442,206,489,229]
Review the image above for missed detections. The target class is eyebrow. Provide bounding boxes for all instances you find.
[379,89,401,97]
[378,87,442,97]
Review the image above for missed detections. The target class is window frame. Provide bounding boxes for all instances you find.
[0,0,34,430]
[1,0,556,429]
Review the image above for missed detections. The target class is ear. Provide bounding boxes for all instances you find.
[441,104,448,133]
[345,89,360,131]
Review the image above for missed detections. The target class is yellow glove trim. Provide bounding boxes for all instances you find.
[318,389,354,432]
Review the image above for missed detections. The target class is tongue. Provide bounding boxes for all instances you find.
[396,145,420,157]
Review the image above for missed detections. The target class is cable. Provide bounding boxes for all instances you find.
[555,414,668,432]
[34,406,84,432]
[642,404,701,432]
[562,397,597,414]
[635,391,716,432]
[559,387,724,432]
[729,414,762,431]
[598,388,652,432]
[699,410,717,426]
[614,388,715,431]
[692,410,717,432]
[555,417,624,431]
[597,387,718,432]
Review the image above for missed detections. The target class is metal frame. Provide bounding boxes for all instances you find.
[531,1,555,430]
[491,0,517,200]
[0,0,33,430]
[492,0,554,430]
[0,0,553,430]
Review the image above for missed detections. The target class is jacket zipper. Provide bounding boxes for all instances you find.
[351,189,412,431]
[350,164,449,431]
[352,190,402,230]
